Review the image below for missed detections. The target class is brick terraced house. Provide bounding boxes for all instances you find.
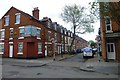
[0,7,87,58]
[100,2,120,61]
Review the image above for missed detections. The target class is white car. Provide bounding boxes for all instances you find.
[83,47,93,58]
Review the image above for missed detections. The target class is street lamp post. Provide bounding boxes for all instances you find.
[51,38,56,61]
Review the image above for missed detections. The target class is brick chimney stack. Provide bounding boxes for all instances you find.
[32,7,39,19]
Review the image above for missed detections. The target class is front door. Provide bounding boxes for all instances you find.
[107,43,116,59]
[9,43,13,58]
[45,46,47,56]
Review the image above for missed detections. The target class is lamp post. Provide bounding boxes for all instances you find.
[51,38,56,61]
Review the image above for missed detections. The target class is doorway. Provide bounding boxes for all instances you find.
[9,42,13,58]
[107,43,116,60]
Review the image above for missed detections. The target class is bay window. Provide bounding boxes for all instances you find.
[19,27,25,39]
[19,26,41,39]
[37,28,41,39]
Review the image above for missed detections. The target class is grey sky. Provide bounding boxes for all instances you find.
[0,0,99,41]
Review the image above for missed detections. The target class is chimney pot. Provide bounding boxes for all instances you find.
[32,7,39,19]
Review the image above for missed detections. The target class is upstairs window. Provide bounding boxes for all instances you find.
[0,29,5,40]
[48,22,51,28]
[105,16,112,32]
[19,27,24,39]
[9,28,13,39]
[37,28,41,39]
[15,13,20,24]
[48,31,51,41]
[54,24,57,31]
[54,33,57,41]
[61,28,63,33]
[4,15,9,26]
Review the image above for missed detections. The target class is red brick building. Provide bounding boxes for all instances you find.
[0,7,88,58]
[100,2,120,61]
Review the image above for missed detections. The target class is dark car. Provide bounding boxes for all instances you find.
[76,48,83,53]
[92,48,97,55]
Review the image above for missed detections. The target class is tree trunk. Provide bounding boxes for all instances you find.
[70,24,76,54]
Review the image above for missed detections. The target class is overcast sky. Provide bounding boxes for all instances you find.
[0,0,99,41]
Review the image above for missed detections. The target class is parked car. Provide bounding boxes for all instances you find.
[83,47,94,58]
[76,48,83,53]
[92,48,97,55]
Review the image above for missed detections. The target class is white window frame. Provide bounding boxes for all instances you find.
[0,29,5,40]
[0,42,4,54]
[19,26,24,39]
[17,42,23,54]
[37,27,41,39]
[4,15,9,26]
[9,28,13,40]
[38,42,42,54]
[15,13,21,24]
[105,16,112,33]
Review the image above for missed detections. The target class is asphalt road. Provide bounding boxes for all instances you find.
[1,54,118,78]
[63,53,87,62]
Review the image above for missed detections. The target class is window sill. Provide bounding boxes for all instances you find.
[9,38,13,40]
[106,31,113,33]
[17,53,23,54]
[15,23,20,25]
[0,52,4,54]
[38,52,42,54]
[0,39,4,40]
[4,25,9,26]
[18,37,24,39]
[37,37,41,40]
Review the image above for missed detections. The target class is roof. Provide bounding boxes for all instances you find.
[0,6,43,24]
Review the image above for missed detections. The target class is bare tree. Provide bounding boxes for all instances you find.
[89,2,120,26]
[61,4,95,51]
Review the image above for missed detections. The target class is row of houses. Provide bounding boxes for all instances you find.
[0,7,87,58]
[96,2,120,61]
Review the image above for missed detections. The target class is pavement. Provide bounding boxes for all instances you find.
[79,55,120,76]
[2,54,75,67]
[2,53,120,76]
